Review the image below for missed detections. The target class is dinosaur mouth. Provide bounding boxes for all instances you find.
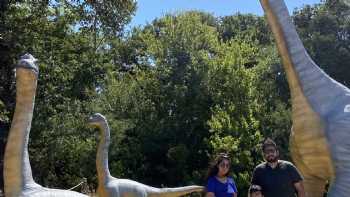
[87,116,101,126]
[16,54,39,74]
[87,117,96,125]
[87,113,106,125]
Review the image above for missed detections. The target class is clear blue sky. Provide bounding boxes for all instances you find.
[129,0,321,28]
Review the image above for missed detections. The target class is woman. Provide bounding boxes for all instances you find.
[206,153,238,197]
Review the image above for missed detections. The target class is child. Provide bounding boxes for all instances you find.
[249,185,263,197]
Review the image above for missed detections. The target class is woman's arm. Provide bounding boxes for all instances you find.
[233,192,237,197]
[206,192,215,197]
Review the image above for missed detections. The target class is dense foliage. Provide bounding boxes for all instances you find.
[1,0,349,196]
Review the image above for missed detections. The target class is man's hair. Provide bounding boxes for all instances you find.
[249,185,262,193]
[262,138,277,152]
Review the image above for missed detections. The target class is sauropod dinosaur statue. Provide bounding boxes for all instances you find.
[87,113,204,197]
[3,54,88,197]
[259,0,350,196]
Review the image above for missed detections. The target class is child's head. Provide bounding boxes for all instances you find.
[249,185,263,197]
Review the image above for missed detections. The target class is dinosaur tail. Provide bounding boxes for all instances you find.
[148,186,204,197]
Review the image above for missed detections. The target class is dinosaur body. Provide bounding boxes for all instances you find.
[259,0,350,196]
[3,54,87,197]
[99,178,204,197]
[88,113,204,197]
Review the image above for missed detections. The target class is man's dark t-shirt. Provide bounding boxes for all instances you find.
[251,160,303,197]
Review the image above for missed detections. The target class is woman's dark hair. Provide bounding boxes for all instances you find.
[206,153,230,180]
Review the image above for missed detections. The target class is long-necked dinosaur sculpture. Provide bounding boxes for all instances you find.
[259,0,350,196]
[3,54,88,197]
[87,113,204,197]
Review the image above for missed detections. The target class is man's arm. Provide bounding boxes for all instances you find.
[294,181,306,197]
[286,162,305,197]
[251,167,259,185]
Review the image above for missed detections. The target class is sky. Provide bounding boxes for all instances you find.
[128,0,322,28]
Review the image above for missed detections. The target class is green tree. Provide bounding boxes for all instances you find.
[0,0,136,190]
[293,0,350,86]
[206,40,264,192]
[94,12,269,196]
[218,13,272,46]
[103,11,219,186]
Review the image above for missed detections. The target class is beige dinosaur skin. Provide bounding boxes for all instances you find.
[259,0,350,196]
[259,0,334,195]
[88,113,204,197]
[3,54,88,197]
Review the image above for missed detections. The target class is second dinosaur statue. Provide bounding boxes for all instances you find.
[88,113,204,197]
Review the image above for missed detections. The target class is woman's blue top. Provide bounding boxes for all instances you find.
[206,176,238,197]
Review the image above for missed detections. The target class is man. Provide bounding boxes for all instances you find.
[251,138,305,197]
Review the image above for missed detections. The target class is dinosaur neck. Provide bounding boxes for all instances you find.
[260,0,336,184]
[4,68,37,195]
[260,0,348,116]
[96,122,111,185]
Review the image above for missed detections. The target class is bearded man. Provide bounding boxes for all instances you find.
[251,138,306,197]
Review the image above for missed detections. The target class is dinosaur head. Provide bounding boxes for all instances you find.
[88,113,107,127]
[16,53,39,75]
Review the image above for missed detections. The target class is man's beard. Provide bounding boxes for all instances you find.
[266,155,278,163]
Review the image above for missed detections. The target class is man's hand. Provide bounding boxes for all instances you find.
[294,181,306,197]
